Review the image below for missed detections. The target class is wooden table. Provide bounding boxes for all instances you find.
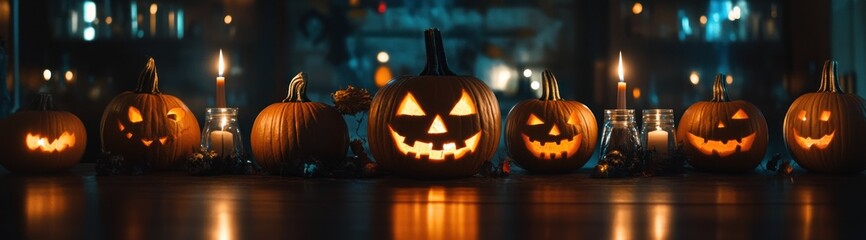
[1,164,863,239]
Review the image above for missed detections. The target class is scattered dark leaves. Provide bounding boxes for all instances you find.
[95,151,150,175]
[186,147,261,176]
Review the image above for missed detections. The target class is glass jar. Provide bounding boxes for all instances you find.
[201,107,244,158]
[600,109,640,158]
[640,109,676,156]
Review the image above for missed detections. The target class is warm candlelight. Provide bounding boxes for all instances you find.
[617,51,626,109]
[216,49,227,108]
[209,117,234,156]
[647,128,669,154]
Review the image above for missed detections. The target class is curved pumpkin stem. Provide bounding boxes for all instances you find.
[24,93,55,111]
[818,60,843,93]
[135,57,161,94]
[419,28,456,76]
[711,74,729,102]
[540,70,562,101]
[283,72,310,102]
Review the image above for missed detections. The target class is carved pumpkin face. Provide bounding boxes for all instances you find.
[678,74,768,172]
[684,108,758,158]
[505,71,598,173]
[0,94,87,173]
[100,58,200,170]
[387,90,482,161]
[115,105,191,147]
[369,29,500,179]
[790,110,834,150]
[783,61,866,173]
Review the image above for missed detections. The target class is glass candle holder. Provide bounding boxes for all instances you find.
[600,109,640,158]
[201,107,244,158]
[640,109,676,156]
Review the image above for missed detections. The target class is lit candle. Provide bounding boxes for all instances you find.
[617,51,626,109]
[216,49,227,108]
[647,129,669,154]
[209,117,234,156]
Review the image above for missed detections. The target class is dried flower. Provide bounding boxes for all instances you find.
[332,85,372,115]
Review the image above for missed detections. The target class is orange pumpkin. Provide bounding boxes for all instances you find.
[784,60,866,173]
[0,94,87,173]
[505,70,597,173]
[250,72,349,172]
[100,58,200,170]
[678,74,768,172]
[368,29,501,178]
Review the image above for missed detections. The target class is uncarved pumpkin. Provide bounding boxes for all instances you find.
[368,29,501,179]
[0,94,87,173]
[250,72,349,172]
[784,60,866,173]
[100,58,200,170]
[505,70,597,173]
[678,74,768,172]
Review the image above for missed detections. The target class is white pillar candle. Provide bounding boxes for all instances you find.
[209,130,233,157]
[647,129,669,154]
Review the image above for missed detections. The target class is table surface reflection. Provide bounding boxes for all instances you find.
[1,164,864,239]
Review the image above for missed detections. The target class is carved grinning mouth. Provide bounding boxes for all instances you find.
[686,132,756,157]
[118,120,183,147]
[520,134,581,160]
[388,126,481,161]
[792,129,834,150]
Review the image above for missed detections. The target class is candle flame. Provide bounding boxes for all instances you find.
[617,51,624,82]
[218,49,225,77]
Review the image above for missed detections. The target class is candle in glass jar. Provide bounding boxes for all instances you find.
[209,117,233,156]
[647,129,669,154]
[216,49,227,108]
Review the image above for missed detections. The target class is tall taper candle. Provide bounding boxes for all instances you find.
[216,49,227,108]
[616,51,626,109]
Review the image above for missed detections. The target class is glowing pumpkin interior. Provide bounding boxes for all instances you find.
[118,106,187,147]
[520,113,581,160]
[792,110,834,150]
[686,108,757,157]
[388,90,481,161]
[25,132,76,152]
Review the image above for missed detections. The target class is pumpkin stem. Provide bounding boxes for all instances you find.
[711,74,730,102]
[24,93,55,111]
[539,70,562,101]
[818,60,843,93]
[419,28,456,76]
[283,72,310,102]
[135,57,161,94]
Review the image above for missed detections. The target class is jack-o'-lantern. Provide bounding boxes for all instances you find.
[368,29,500,179]
[505,70,597,173]
[251,72,349,173]
[678,74,768,172]
[100,58,200,170]
[784,60,866,173]
[0,94,87,173]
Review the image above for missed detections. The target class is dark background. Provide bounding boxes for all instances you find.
[0,0,863,166]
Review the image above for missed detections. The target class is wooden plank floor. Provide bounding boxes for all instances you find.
[1,164,864,239]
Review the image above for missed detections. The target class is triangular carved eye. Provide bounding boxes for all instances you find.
[397,93,425,116]
[820,110,831,121]
[449,91,477,116]
[527,114,544,125]
[732,109,749,119]
[128,106,143,123]
[567,115,577,125]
